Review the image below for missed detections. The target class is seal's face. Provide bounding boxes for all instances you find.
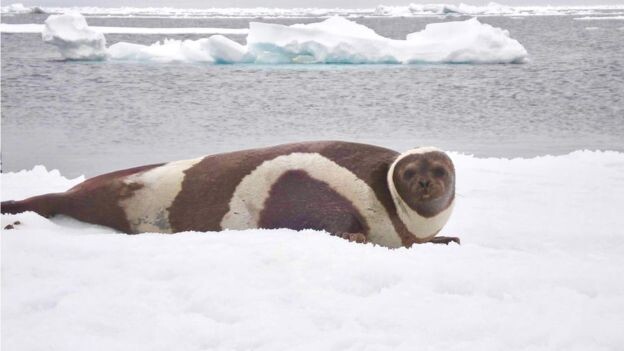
[392,150,455,217]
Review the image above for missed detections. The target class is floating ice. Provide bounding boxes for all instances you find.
[404,17,527,63]
[108,35,249,63]
[374,2,516,16]
[3,151,624,350]
[246,17,527,64]
[41,13,527,64]
[1,23,248,35]
[1,3,45,14]
[2,2,624,18]
[574,15,624,20]
[42,12,107,60]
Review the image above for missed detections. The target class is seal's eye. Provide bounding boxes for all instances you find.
[403,169,415,180]
[432,167,446,178]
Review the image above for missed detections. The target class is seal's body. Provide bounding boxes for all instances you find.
[1,141,457,248]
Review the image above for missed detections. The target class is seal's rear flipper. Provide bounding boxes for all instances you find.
[1,200,27,215]
[1,194,65,218]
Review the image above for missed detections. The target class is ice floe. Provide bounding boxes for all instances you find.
[573,15,624,20]
[39,13,528,64]
[107,35,249,63]
[1,2,45,14]
[3,150,624,350]
[42,12,107,60]
[2,2,624,18]
[0,23,249,35]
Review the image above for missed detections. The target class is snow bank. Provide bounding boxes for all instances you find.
[42,12,107,60]
[2,2,623,18]
[2,151,624,350]
[41,13,527,64]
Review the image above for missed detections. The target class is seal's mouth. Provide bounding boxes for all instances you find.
[415,193,434,201]
[412,182,443,202]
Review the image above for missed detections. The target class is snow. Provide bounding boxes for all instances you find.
[2,2,624,18]
[42,12,107,60]
[39,13,527,64]
[2,151,624,350]
[1,23,249,35]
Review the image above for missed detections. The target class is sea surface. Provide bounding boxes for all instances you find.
[2,13,623,177]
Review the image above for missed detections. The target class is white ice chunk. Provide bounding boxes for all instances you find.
[404,17,528,63]
[247,17,400,64]
[202,35,249,63]
[248,17,527,64]
[107,35,249,63]
[42,13,106,60]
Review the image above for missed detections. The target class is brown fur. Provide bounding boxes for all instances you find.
[1,163,163,232]
[258,169,369,236]
[168,141,398,233]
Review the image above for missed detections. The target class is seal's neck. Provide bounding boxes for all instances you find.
[387,148,454,241]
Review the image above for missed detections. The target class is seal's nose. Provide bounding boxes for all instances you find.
[418,179,430,189]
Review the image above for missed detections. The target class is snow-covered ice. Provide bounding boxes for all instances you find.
[2,151,624,350]
[42,12,107,60]
[39,13,527,64]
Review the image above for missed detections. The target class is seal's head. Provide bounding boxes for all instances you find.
[389,147,455,218]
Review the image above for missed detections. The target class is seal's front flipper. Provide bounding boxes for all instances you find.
[429,236,460,245]
[338,232,367,244]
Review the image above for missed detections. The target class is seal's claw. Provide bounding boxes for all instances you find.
[429,236,461,245]
[340,232,368,244]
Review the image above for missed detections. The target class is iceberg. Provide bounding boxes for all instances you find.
[42,13,528,64]
[42,12,107,60]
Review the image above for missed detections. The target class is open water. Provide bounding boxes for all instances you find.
[2,14,623,177]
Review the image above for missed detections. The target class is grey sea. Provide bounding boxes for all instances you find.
[2,14,623,177]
